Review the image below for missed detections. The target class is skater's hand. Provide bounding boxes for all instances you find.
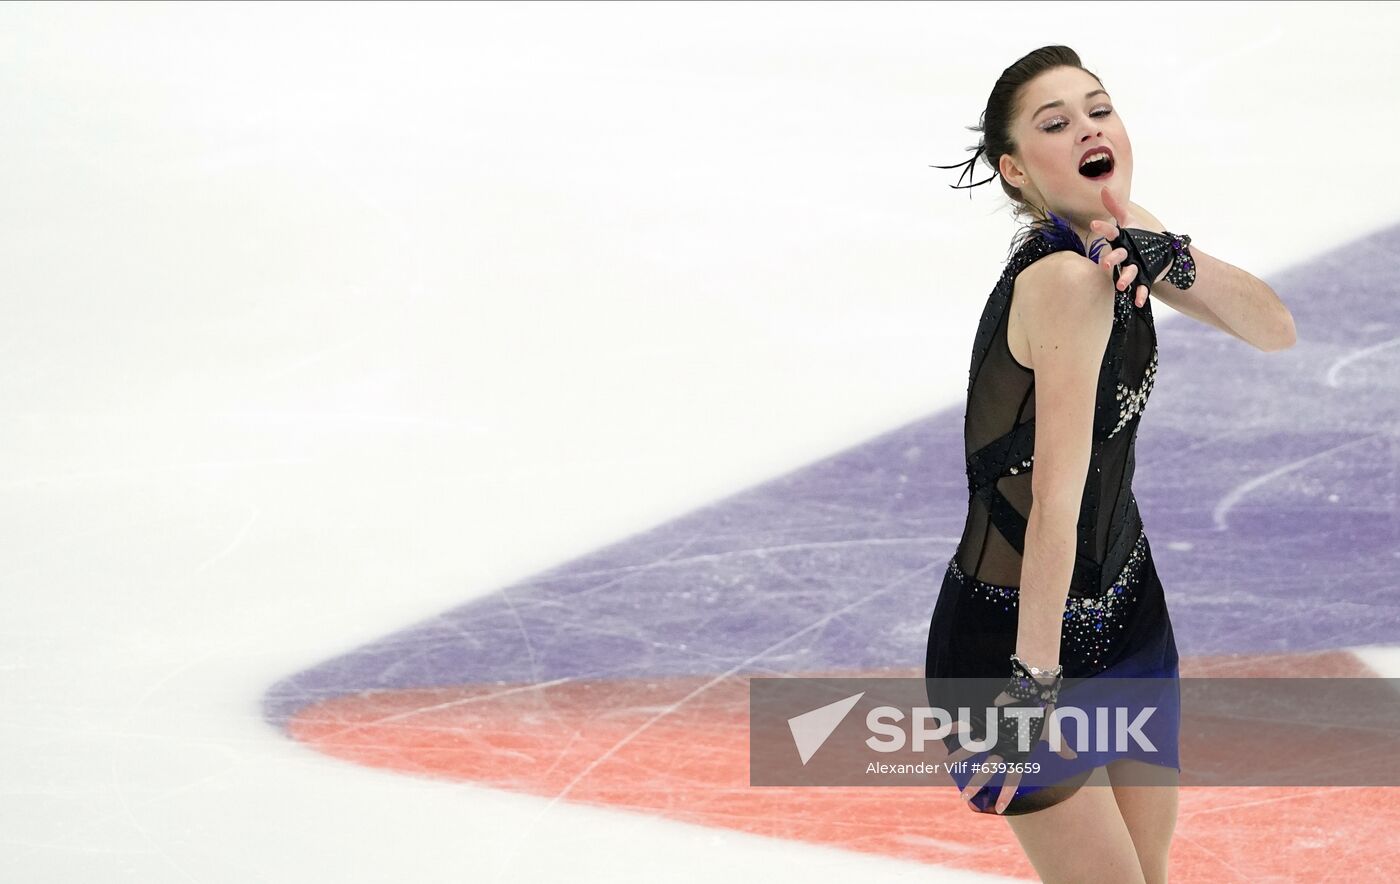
[1089,186,1167,309]
[943,687,1078,815]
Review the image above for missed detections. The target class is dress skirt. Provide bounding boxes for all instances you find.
[923,530,1181,815]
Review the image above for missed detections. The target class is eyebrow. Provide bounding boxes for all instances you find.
[1032,90,1110,119]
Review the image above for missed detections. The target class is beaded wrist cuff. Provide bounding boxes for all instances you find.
[1006,654,1063,706]
[1010,653,1063,681]
[1162,231,1197,289]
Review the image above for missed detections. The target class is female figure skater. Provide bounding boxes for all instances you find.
[924,46,1296,883]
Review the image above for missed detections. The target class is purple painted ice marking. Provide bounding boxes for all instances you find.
[263,223,1400,732]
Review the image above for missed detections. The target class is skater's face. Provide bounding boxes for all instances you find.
[999,66,1132,238]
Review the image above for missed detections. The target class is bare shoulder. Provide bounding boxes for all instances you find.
[1012,251,1113,370]
[1015,249,1100,303]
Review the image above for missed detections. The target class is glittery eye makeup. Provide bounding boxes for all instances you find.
[1042,106,1113,133]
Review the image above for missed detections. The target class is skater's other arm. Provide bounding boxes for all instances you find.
[1126,204,1297,352]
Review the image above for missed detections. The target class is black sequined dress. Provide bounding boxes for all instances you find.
[924,231,1181,815]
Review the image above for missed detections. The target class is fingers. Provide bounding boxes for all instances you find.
[1040,704,1078,760]
[1091,233,1151,306]
[993,772,1021,814]
[1090,218,1119,242]
[961,757,997,805]
[1115,262,1139,291]
[1097,245,1129,274]
[968,760,1021,815]
[1101,247,1131,294]
[962,765,1022,815]
[1090,219,1118,261]
[1100,185,1125,224]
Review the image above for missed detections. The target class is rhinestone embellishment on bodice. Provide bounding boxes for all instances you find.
[945,528,1151,669]
[1107,346,1158,439]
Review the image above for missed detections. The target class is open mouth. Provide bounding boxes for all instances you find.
[1079,149,1115,180]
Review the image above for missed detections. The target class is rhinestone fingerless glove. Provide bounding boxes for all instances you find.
[1107,228,1197,295]
[947,655,1064,766]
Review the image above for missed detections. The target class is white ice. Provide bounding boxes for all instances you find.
[2,2,1398,882]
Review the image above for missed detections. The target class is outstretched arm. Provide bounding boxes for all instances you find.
[1122,202,1297,352]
